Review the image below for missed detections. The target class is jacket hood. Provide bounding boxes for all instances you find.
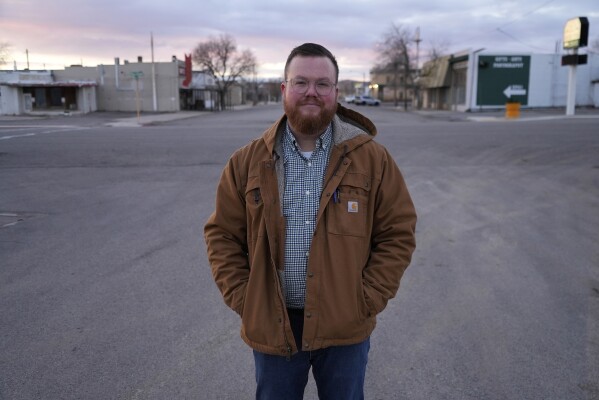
[334,103,377,138]
[262,103,377,155]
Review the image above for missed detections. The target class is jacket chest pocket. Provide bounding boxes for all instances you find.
[245,176,265,241]
[326,172,371,237]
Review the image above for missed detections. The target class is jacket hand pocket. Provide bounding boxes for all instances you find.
[244,176,265,265]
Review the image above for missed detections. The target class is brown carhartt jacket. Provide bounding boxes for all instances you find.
[204,104,416,357]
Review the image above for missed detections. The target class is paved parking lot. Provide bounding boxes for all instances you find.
[1,104,598,399]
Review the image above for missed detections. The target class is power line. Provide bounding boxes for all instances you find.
[495,28,553,52]
[497,0,556,29]
[493,0,556,52]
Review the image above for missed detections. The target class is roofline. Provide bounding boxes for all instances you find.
[2,82,97,88]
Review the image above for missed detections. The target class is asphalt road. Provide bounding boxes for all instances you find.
[1,105,598,399]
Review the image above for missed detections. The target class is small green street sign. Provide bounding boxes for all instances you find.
[477,55,530,106]
[130,71,144,79]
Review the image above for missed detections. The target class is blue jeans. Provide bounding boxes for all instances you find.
[253,309,370,400]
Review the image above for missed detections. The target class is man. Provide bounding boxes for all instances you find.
[204,43,416,399]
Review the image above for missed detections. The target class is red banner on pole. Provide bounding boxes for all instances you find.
[182,54,192,88]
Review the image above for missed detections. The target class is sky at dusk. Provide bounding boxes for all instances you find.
[1,0,598,80]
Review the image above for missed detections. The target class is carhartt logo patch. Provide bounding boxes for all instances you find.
[348,201,358,213]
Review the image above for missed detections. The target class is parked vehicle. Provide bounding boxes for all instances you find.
[354,95,380,106]
[344,95,356,103]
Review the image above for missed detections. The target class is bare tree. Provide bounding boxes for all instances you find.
[192,34,257,110]
[375,23,417,109]
[426,38,451,62]
[0,42,10,66]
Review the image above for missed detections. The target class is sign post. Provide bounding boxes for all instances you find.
[130,71,144,123]
[562,17,589,116]
[565,59,577,116]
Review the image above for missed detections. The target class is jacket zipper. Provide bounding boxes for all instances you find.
[273,147,349,359]
[271,259,292,360]
[267,154,293,360]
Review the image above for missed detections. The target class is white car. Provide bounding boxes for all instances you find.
[354,95,380,106]
[344,95,356,103]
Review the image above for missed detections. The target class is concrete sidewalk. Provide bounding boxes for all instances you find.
[105,104,257,127]
[3,104,597,126]
[407,106,599,122]
[105,111,206,127]
[0,105,257,127]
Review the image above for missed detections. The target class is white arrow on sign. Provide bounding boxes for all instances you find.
[503,85,527,98]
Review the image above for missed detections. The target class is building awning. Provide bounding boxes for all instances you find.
[2,81,97,88]
[419,57,450,89]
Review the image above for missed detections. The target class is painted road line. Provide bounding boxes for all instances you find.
[0,125,82,129]
[0,127,89,140]
[0,133,37,140]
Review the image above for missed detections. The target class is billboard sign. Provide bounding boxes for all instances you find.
[477,55,531,106]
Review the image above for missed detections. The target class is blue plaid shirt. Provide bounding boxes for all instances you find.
[282,123,333,309]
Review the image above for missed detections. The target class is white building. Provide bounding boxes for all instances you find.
[420,50,599,111]
[53,57,186,113]
[0,70,97,115]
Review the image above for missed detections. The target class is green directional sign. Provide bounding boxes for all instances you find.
[477,55,530,106]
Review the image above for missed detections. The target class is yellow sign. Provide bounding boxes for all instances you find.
[563,17,589,49]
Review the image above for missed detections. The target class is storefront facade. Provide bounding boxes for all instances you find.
[0,70,97,115]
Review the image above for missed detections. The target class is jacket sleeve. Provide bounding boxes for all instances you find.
[204,155,249,316]
[362,148,417,315]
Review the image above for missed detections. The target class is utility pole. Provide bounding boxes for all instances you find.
[25,49,29,70]
[151,32,158,112]
[414,27,422,109]
[415,27,422,73]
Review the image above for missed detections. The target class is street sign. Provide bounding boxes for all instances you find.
[130,71,144,79]
[477,55,531,106]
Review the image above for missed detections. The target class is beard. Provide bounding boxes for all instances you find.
[284,96,337,137]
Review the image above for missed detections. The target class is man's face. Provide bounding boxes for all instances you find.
[282,56,338,135]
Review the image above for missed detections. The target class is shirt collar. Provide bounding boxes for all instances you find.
[283,122,333,155]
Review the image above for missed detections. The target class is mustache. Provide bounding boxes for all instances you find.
[298,98,324,106]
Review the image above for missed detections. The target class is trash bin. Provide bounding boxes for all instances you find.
[505,102,520,119]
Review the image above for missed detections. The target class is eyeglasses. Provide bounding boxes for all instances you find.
[285,78,337,96]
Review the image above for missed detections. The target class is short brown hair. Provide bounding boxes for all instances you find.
[284,43,339,83]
